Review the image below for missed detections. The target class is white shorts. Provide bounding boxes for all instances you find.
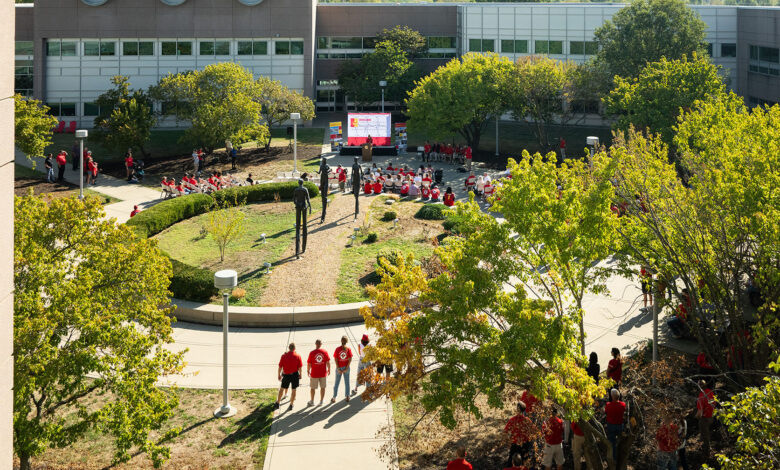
[542,443,564,466]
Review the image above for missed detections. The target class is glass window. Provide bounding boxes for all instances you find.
[706,43,713,56]
[750,45,758,60]
[482,39,494,52]
[123,41,139,56]
[200,41,214,55]
[501,39,515,53]
[331,37,362,49]
[317,37,328,49]
[429,36,456,49]
[84,102,100,116]
[515,40,528,54]
[61,42,77,56]
[215,41,230,55]
[139,41,154,56]
[161,41,177,55]
[275,41,290,55]
[329,52,346,59]
[253,41,267,55]
[46,40,61,57]
[549,41,563,55]
[100,41,115,56]
[535,40,549,54]
[14,59,33,96]
[316,53,328,59]
[238,41,253,55]
[45,103,60,115]
[177,41,192,55]
[290,41,303,55]
[60,103,76,116]
[584,41,598,55]
[570,41,597,55]
[363,37,377,49]
[760,46,779,63]
[721,43,736,58]
[84,41,100,56]
[469,39,481,52]
[345,52,362,58]
[15,41,34,56]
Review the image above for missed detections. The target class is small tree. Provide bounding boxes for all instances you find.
[93,76,156,157]
[376,25,428,58]
[256,77,315,150]
[14,194,185,470]
[204,204,246,262]
[406,52,512,149]
[14,94,58,160]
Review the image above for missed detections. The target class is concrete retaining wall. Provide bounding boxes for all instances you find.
[171,299,369,327]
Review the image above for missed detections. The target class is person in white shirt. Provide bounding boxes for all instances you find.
[192,150,199,173]
[476,175,485,195]
[352,334,371,396]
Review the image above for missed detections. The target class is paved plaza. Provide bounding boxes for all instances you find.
[15,132,697,470]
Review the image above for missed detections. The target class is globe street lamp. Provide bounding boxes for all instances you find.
[586,136,599,170]
[290,112,300,175]
[214,269,238,418]
[379,80,387,113]
[75,129,88,199]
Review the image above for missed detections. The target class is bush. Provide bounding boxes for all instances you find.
[414,204,447,220]
[364,232,378,243]
[376,248,404,267]
[381,210,397,222]
[167,257,217,303]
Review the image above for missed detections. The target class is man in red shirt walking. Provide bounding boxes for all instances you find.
[275,343,303,411]
[307,339,331,406]
[570,421,585,470]
[695,380,716,458]
[446,446,472,470]
[504,401,538,467]
[542,408,564,469]
[656,414,680,470]
[56,151,67,182]
[605,388,627,461]
[331,336,353,403]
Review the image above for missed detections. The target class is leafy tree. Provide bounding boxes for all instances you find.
[14,94,58,161]
[609,95,780,387]
[204,205,246,262]
[93,75,157,158]
[594,0,707,79]
[376,25,428,58]
[150,62,268,153]
[13,194,185,470]
[338,40,421,108]
[256,77,315,150]
[707,361,780,469]
[406,52,512,149]
[604,54,725,148]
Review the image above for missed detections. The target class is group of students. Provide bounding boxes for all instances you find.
[465,171,507,200]
[44,148,99,185]
[159,171,251,198]
[422,141,473,169]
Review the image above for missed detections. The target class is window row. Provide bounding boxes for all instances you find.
[45,39,303,57]
[316,36,457,51]
[316,51,457,60]
[15,59,33,97]
[470,38,581,55]
[749,45,780,77]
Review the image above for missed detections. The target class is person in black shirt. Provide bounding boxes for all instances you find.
[245,173,254,185]
[587,352,600,384]
[44,154,54,183]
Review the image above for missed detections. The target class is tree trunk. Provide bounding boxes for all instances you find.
[19,453,31,470]
[265,135,273,151]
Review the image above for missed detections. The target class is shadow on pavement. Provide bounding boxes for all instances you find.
[218,401,275,448]
[617,307,653,335]
[273,397,372,437]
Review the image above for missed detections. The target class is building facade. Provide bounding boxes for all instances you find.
[14,1,780,127]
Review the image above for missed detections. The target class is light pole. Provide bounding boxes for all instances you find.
[495,114,500,157]
[586,136,599,170]
[379,80,387,113]
[75,129,88,199]
[214,269,238,418]
[290,112,300,175]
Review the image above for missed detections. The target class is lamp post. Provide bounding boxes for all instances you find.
[379,80,387,113]
[495,114,499,157]
[75,129,88,199]
[214,269,238,418]
[586,136,599,170]
[290,112,300,175]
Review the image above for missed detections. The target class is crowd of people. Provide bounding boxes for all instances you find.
[421,141,473,170]
[159,170,253,198]
[44,143,100,185]
[465,170,511,201]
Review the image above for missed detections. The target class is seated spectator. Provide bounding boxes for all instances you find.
[130,205,140,218]
[443,187,455,207]
[246,173,254,185]
[400,181,410,196]
[422,174,432,188]
[409,182,420,197]
[483,181,495,199]
[476,175,485,195]
[430,186,441,201]
[466,172,476,191]
[364,179,373,194]
[372,180,383,194]
[421,186,431,200]
[383,177,393,192]
[414,174,422,187]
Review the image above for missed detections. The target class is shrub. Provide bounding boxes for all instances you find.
[381,210,397,222]
[364,232,378,243]
[167,257,217,303]
[376,248,404,267]
[231,287,247,300]
[414,204,447,220]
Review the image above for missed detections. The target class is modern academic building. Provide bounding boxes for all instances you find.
[14,0,780,127]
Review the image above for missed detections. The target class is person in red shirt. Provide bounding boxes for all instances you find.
[504,401,538,467]
[559,136,566,160]
[56,151,68,182]
[503,453,529,470]
[446,446,473,470]
[307,339,331,406]
[696,352,714,375]
[336,164,347,193]
[695,380,715,458]
[443,187,455,207]
[129,205,140,218]
[363,179,372,194]
[331,336,353,403]
[607,347,623,385]
[542,408,564,469]
[372,180,383,194]
[430,186,441,201]
[124,152,134,181]
[465,172,476,192]
[86,155,98,185]
[275,343,303,411]
[400,181,410,196]
[656,415,680,469]
[464,146,473,170]
[421,186,431,200]
[423,141,431,162]
[521,390,539,415]
[605,388,626,461]
[570,421,585,470]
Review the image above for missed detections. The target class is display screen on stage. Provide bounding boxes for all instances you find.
[347,113,391,146]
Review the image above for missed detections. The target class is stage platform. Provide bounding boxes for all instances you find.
[338,146,398,157]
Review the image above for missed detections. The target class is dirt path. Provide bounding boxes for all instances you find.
[259,192,363,306]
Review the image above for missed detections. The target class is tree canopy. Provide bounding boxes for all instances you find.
[376,25,428,58]
[594,0,707,79]
[406,52,512,149]
[94,75,157,158]
[605,54,725,149]
[150,62,268,153]
[256,77,315,150]
[13,194,185,470]
[14,94,58,160]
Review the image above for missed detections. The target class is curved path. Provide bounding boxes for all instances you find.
[16,134,695,470]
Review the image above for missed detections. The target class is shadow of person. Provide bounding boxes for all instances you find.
[273,401,341,438]
[323,397,372,429]
[617,304,653,335]
[218,401,275,449]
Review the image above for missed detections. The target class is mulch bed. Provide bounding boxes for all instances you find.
[15,176,79,198]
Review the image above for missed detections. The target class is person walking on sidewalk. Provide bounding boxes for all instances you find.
[44,153,54,183]
[56,151,67,182]
[275,343,303,411]
[352,334,370,396]
[331,336,353,403]
[307,339,331,406]
[607,347,623,387]
[570,420,585,470]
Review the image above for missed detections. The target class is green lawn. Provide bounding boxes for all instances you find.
[154,199,324,306]
[407,120,613,159]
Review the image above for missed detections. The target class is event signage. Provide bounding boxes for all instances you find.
[329,121,343,150]
[394,122,408,153]
[347,113,391,146]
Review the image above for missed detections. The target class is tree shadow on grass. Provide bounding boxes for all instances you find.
[218,402,275,449]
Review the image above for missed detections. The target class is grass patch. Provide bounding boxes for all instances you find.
[153,199,323,306]
[44,130,190,164]
[27,388,276,470]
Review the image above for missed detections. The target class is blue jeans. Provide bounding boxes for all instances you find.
[46,167,55,182]
[333,368,350,398]
[657,450,677,470]
[606,423,623,460]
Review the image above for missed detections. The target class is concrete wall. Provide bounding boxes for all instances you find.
[172,300,369,327]
[316,4,458,37]
[1,2,15,468]
[738,8,780,102]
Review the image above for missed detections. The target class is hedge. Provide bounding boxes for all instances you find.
[128,181,318,302]
[414,204,448,220]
